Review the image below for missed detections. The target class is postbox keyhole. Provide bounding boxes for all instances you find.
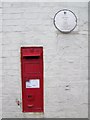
[28,95,32,98]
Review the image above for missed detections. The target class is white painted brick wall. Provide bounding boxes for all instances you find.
[0,2,2,119]
[2,2,88,118]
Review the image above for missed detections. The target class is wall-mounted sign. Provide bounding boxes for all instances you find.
[53,9,77,33]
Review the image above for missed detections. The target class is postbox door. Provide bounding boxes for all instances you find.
[21,47,44,112]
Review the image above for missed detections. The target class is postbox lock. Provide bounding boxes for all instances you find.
[28,95,32,98]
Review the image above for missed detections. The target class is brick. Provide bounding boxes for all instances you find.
[2,19,23,26]
[2,25,22,32]
[3,13,22,20]
[2,7,24,14]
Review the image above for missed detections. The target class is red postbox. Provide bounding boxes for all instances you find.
[21,47,44,112]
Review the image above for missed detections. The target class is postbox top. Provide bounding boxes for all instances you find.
[21,46,43,49]
[22,53,41,57]
[21,47,43,57]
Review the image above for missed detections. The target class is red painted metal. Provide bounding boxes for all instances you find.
[21,47,44,112]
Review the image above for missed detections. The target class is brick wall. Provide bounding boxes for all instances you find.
[2,2,88,118]
[0,2,2,120]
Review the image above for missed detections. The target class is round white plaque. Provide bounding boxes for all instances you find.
[53,9,77,33]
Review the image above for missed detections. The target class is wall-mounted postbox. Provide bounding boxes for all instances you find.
[21,47,44,112]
